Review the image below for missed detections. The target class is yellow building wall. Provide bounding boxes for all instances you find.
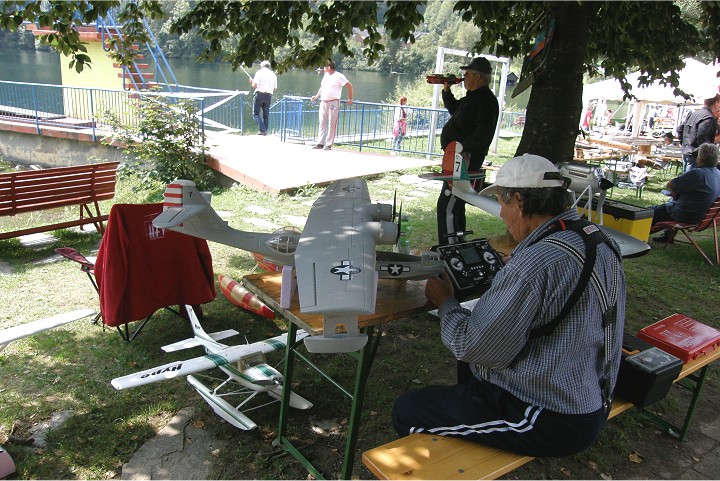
[60,41,121,90]
[59,40,128,120]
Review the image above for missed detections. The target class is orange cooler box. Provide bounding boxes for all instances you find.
[576,198,653,242]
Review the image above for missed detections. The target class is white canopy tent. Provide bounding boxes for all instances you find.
[582,58,719,138]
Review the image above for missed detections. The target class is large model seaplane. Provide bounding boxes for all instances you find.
[153,178,445,354]
[421,141,651,258]
[111,305,312,430]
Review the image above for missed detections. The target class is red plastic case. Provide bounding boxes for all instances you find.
[637,314,720,363]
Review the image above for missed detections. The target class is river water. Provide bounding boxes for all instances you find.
[0,48,415,104]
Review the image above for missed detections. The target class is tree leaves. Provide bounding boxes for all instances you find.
[3,0,720,163]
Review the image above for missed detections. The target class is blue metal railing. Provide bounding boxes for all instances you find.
[268,97,524,157]
[0,80,247,140]
[0,80,523,157]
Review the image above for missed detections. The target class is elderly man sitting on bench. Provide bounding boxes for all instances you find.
[392,154,627,457]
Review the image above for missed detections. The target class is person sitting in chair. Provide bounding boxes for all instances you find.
[651,142,720,243]
[394,155,626,458]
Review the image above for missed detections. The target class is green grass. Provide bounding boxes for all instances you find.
[1,138,719,479]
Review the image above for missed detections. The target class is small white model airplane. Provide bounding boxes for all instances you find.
[153,178,445,353]
[421,142,651,258]
[111,305,312,431]
[0,309,97,352]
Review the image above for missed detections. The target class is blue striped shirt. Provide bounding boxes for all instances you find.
[438,210,626,414]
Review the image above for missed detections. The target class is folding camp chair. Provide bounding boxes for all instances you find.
[55,246,195,338]
[654,196,720,266]
[55,247,102,325]
[57,203,216,341]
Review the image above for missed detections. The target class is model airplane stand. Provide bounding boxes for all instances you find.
[241,271,438,479]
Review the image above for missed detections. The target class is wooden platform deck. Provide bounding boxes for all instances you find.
[0,116,440,194]
[205,132,440,194]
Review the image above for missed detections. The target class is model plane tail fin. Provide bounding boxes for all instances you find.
[161,305,231,353]
[419,141,485,182]
[161,329,239,353]
[154,180,226,232]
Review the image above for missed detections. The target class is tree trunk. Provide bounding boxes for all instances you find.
[515,3,592,164]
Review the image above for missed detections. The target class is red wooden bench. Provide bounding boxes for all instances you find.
[0,162,119,240]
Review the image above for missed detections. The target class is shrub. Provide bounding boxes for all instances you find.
[100,93,216,190]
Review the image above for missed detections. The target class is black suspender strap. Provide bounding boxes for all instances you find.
[528,218,618,340]
[525,217,622,409]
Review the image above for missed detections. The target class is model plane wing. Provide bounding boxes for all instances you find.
[375,251,444,280]
[111,330,307,390]
[418,171,486,181]
[295,179,379,353]
[452,180,650,258]
[0,309,97,351]
[595,224,651,258]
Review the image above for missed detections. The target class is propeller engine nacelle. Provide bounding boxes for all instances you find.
[558,161,613,194]
[355,203,393,222]
[353,221,398,245]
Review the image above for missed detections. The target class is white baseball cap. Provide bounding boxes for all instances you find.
[479,153,567,196]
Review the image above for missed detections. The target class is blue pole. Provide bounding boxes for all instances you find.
[32,84,39,134]
[90,89,96,141]
[358,104,365,152]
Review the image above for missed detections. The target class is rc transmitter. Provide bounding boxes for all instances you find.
[432,239,504,295]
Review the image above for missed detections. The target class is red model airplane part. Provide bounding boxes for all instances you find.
[218,274,275,320]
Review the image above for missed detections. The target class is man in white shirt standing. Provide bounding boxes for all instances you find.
[250,60,277,136]
[311,59,353,150]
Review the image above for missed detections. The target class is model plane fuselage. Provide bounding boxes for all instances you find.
[153,179,444,353]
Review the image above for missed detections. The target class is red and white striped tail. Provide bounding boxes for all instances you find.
[163,180,195,211]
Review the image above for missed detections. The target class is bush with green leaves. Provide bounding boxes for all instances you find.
[101,93,216,190]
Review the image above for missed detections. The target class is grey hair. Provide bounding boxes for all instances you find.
[697,143,719,168]
[498,187,573,217]
[478,72,492,84]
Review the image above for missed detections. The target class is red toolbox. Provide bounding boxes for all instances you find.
[638,314,720,363]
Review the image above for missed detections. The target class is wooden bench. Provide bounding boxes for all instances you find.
[362,349,720,480]
[0,162,119,240]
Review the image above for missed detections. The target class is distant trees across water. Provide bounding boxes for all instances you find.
[0,0,505,77]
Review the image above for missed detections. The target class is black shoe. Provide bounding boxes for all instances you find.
[652,234,673,244]
[312,144,324,149]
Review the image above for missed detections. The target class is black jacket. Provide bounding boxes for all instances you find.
[680,106,717,156]
[440,85,499,170]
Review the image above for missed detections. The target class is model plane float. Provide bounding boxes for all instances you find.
[420,141,651,258]
[152,178,445,354]
[111,304,312,430]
